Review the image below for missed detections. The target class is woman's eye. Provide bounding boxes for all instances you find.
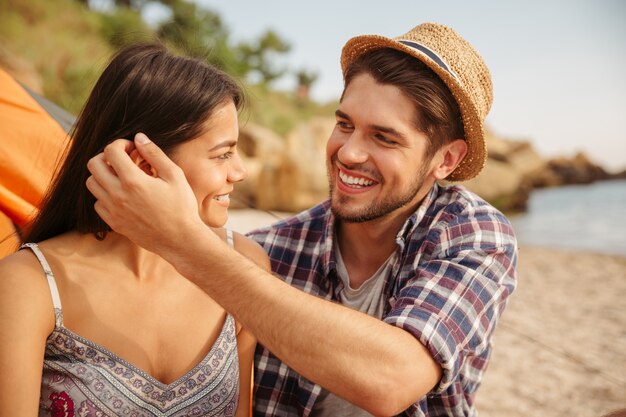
[217,151,233,160]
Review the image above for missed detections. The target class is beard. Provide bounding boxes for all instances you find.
[328,161,429,223]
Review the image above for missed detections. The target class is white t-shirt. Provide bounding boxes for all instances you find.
[310,241,397,416]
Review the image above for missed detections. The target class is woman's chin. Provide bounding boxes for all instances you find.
[202,214,228,229]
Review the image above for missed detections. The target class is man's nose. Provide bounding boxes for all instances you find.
[337,133,369,165]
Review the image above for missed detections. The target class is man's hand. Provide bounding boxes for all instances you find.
[86,133,205,256]
[87,134,439,415]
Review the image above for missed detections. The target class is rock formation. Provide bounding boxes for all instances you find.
[233,119,618,214]
[530,152,611,188]
[233,117,332,211]
[463,131,544,212]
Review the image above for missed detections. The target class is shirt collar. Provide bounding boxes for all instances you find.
[321,203,337,276]
[397,182,440,242]
[320,183,441,276]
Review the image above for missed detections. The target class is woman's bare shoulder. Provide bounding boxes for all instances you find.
[231,231,271,272]
[210,227,270,271]
[0,248,56,331]
[0,248,48,283]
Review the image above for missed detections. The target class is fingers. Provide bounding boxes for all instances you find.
[85,174,108,202]
[86,151,125,226]
[129,148,157,177]
[133,133,181,181]
[86,153,120,229]
[100,139,143,184]
[111,138,136,154]
[87,152,120,194]
[93,200,113,228]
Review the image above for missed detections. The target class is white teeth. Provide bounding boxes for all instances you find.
[214,194,230,202]
[339,171,374,187]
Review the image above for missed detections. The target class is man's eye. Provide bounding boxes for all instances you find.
[375,134,397,145]
[217,151,233,160]
[336,121,353,130]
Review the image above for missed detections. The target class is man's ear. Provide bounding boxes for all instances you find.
[432,139,468,180]
[129,148,158,177]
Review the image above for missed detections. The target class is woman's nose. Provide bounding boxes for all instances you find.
[229,152,248,183]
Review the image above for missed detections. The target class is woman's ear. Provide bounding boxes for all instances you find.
[129,148,157,177]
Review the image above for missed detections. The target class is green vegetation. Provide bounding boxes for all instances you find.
[244,85,337,136]
[0,0,336,133]
[0,0,114,112]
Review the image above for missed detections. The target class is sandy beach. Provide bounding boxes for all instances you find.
[227,209,626,416]
[476,246,625,417]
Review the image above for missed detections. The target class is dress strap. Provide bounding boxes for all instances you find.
[20,243,64,327]
[226,229,234,248]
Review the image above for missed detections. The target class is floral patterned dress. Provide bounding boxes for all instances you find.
[22,241,240,417]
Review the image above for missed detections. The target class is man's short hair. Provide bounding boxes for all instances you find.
[342,48,464,158]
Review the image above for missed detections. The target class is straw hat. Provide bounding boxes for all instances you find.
[340,22,493,181]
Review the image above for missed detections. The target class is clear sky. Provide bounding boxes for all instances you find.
[179,0,626,171]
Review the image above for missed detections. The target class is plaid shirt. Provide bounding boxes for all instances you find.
[248,184,517,417]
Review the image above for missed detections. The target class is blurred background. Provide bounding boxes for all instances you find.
[0,1,624,416]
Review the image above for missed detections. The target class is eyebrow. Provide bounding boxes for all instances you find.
[335,109,407,141]
[209,140,237,151]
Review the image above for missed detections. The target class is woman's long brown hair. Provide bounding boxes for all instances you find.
[24,43,245,243]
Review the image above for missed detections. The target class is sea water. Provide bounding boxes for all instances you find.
[510,180,626,256]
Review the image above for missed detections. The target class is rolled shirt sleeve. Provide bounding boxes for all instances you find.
[384,201,517,393]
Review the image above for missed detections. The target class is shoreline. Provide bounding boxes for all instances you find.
[516,242,626,260]
[227,209,626,416]
[227,208,626,259]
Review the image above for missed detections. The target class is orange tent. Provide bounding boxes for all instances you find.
[0,68,73,258]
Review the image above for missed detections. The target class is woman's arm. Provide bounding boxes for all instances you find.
[235,328,256,417]
[231,232,269,417]
[0,251,55,416]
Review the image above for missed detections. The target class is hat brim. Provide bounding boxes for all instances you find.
[340,34,486,181]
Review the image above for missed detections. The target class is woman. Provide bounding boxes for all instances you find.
[0,43,268,416]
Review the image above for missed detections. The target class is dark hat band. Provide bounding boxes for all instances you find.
[398,40,459,81]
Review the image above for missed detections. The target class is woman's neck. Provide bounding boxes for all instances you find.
[48,230,177,282]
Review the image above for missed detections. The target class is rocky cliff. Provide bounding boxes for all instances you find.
[233,118,617,213]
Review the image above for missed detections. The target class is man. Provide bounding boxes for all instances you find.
[87,22,517,416]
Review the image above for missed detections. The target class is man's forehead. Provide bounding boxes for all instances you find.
[338,76,420,133]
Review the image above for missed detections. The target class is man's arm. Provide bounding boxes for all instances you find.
[87,135,441,415]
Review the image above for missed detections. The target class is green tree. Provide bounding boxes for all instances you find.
[295,68,318,101]
[99,6,153,48]
[156,0,246,76]
[81,0,292,86]
[236,29,290,86]
[78,0,148,10]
